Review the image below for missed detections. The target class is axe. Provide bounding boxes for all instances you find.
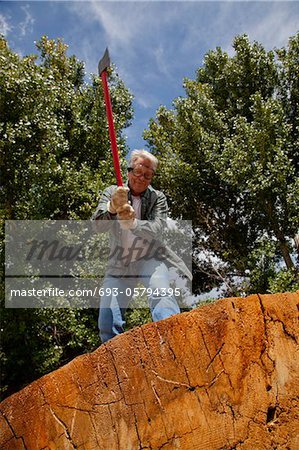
[98,48,123,187]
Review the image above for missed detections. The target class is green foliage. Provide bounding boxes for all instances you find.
[193,297,219,309]
[1,308,99,398]
[268,269,299,294]
[241,238,277,295]
[125,308,152,330]
[145,33,299,297]
[0,35,133,220]
[0,36,133,400]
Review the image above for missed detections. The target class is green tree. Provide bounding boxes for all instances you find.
[145,33,299,296]
[0,35,133,220]
[0,35,133,399]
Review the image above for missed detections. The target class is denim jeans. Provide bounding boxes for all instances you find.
[98,259,180,342]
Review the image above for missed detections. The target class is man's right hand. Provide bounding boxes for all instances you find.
[108,187,129,214]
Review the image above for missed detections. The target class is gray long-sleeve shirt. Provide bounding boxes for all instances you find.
[91,184,192,280]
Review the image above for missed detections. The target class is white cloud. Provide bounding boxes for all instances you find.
[65,1,183,112]
[245,4,299,50]
[69,1,143,48]
[0,13,12,36]
[153,45,174,80]
[212,2,298,55]
[19,4,35,37]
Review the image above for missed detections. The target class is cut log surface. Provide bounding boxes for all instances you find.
[0,292,298,449]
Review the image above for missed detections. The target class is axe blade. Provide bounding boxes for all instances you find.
[98,47,111,75]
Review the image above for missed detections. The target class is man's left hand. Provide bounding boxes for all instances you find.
[117,204,137,230]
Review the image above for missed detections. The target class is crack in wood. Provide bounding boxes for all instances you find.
[49,406,77,449]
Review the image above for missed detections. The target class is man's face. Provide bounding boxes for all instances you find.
[128,157,155,195]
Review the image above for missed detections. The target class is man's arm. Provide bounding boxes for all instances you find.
[91,185,118,221]
[91,186,120,235]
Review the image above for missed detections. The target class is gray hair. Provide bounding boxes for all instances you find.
[129,149,158,172]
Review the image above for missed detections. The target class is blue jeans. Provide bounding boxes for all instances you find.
[98,259,180,342]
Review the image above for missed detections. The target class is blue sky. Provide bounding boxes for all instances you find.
[1,1,298,151]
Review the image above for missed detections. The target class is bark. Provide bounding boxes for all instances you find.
[265,200,295,270]
[279,238,296,270]
[270,218,295,270]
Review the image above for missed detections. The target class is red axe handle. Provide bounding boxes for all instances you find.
[99,49,123,187]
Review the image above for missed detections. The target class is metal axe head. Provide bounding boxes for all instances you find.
[98,47,111,75]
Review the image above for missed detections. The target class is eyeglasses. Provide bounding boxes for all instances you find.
[128,164,155,181]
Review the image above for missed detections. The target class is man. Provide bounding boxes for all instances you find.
[92,149,189,343]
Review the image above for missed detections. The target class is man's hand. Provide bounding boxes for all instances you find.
[108,187,129,214]
[117,204,137,230]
